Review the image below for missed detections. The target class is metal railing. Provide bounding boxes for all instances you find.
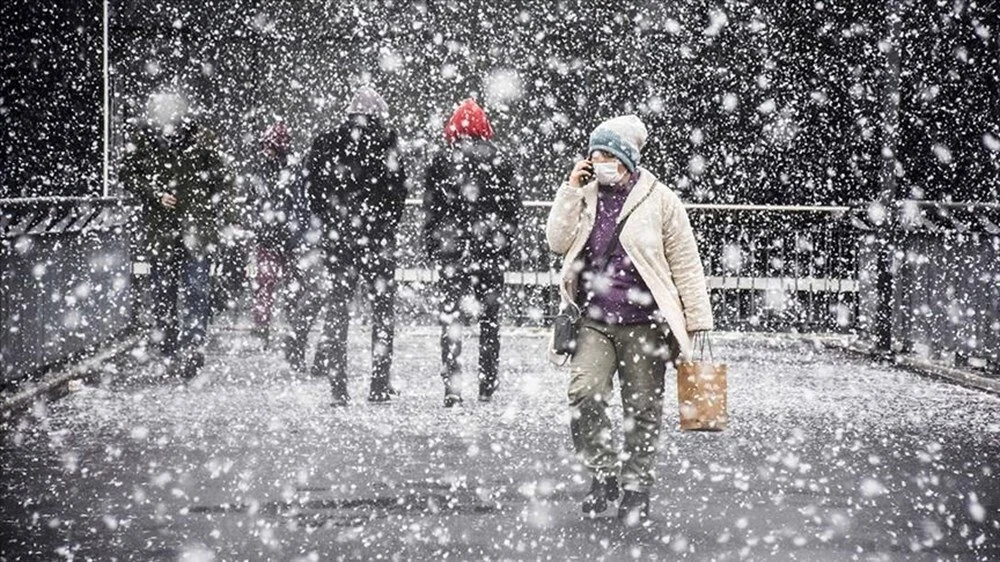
[0,196,132,238]
[858,200,1000,375]
[1,197,137,386]
[390,200,860,331]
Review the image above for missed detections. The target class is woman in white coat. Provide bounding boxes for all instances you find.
[545,115,714,524]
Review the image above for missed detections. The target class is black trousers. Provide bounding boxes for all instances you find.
[291,250,397,398]
[436,263,504,393]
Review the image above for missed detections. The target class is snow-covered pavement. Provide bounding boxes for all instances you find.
[2,328,999,560]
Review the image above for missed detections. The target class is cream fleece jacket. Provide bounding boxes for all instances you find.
[545,167,714,360]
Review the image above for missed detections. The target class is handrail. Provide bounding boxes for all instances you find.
[402,198,852,213]
[0,196,129,205]
[3,197,992,213]
[0,197,136,239]
[904,199,1000,210]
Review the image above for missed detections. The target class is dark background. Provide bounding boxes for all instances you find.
[1,0,103,198]
[2,0,998,204]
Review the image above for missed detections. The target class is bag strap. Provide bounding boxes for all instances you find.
[563,182,654,317]
[693,331,715,362]
[596,186,654,270]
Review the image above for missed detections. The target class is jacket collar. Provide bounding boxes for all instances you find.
[619,168,656,221]
[581,167,657,222]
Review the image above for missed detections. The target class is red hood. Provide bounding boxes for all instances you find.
[444,99,494,143]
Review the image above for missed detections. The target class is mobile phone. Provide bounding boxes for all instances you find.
[579,160,593,183]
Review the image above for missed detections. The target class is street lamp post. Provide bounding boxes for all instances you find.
[102,0,109,197]
[872,2,902,356]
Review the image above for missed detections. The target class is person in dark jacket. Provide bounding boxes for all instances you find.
[249,121,303,346]
[291,86,407,405]
[423,98,521,406]
[120,92,233,378]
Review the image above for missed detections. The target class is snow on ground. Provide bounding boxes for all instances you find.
[2,327,999,560]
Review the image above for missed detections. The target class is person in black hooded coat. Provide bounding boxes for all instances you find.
[291,87,407,405]
[423,98,521,406]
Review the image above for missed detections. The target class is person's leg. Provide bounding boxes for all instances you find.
[179,254,211,350]
[285,248,325,371]
[366,258,397,401]
[169,253,211,378]
[613,323,670,523]
[312,266,356,402]
[212,242,247,314]
[253,246,281,335]
[568,319,622,516]
[437,265,467,405]
[149,249,181,358]
[568,319,620,480]
[474,268,503,399]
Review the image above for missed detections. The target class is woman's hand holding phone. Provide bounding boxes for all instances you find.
[568,160,593,188]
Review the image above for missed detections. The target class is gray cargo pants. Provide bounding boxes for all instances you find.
[568,318,675,491]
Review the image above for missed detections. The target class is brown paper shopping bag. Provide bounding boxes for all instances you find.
[676,333,729,431]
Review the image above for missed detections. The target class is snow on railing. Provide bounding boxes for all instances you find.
[0,197,134,239]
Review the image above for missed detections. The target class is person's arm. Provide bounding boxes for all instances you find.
[305,134,335,221]
[545,182,585,255]
[199,138,241,229]
[384,131,408,228]
[545,159,593,255]
[118,133,161,204]
[497,160,522,263]
[661,189,714,332]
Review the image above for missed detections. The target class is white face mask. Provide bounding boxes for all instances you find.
[594,162,625,186]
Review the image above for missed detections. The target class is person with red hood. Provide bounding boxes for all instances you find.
[423,98,522,406]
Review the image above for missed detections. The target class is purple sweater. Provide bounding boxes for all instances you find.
[577,172,659,325]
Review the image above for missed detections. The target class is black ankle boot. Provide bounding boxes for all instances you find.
[582,475,619,517]
[443,379,462,408]
[478,378,499,402]
[368,383,392,403]
[617,490,650,526]
[281,334,305,373]
[331,384,350,407]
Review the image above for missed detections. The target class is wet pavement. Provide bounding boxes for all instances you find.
[2,327,999,561]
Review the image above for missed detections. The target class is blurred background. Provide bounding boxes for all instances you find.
[2,1,999,384]
[3,0,998,205]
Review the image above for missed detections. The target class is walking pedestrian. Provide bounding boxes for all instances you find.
[545,115,714,524]
[423,98,521,406]
[120,92,234,378]
[291,86,407,405]
[248,121,302,346]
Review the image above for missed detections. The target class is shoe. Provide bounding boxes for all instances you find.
[185,351,204,379]
[617,490,650,526]
[443,385,463,408]
[368,386,392,404]
[251,325,270,347]
[478,379,498,402]
[582,475,619,517]
[281,334,306,373]
[331,393,350,407]
[169,350,204,379]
